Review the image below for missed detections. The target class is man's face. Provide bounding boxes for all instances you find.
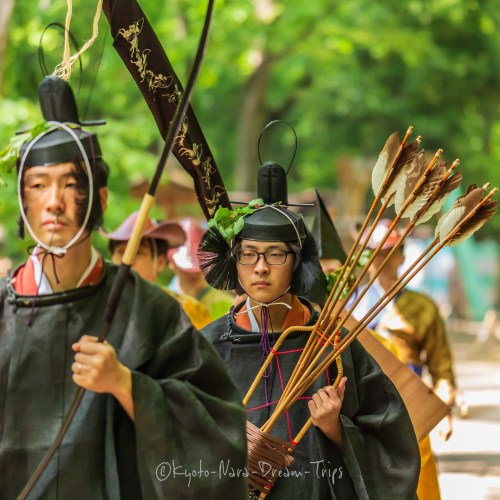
[22,162,89,248]
[236,239,295,303]
[111,239,166,283]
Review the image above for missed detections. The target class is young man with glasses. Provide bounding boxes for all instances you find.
[199,161,420,499]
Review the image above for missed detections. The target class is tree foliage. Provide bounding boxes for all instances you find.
[1,0,499,263]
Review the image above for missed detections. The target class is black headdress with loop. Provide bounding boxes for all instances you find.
[199,121,324,296]
[20,76,105,168]
[17,76,109,239]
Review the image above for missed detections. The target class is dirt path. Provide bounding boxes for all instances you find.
[433,334,500,500]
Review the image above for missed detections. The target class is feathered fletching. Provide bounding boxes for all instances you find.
[414,168,463,224]
[198,226,238,290]
[435,185,486,242]
[446,199,497,246]
[382,139,419,206]
[371,132,400,197]
[406,161,462,224]
[394,150,428,216]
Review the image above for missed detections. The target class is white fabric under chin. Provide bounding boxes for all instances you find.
[31,246,99,294]
[246,297,261,332]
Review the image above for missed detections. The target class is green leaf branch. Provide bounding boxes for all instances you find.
[207,198,264,244]
[0,122,50,185]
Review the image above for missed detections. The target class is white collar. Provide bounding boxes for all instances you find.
[31,246,99,294]
[245,297,261,332]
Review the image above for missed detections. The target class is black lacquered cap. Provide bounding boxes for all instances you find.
[20,129,102,168]
[19,76,102,168]
[240,205,306,243]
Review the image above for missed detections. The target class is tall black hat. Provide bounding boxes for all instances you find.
[199,159,324,296]
[19,76,104,169]
[17,76,109,244]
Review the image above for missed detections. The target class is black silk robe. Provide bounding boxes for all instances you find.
[0,264,247,499]
[202,298,420,500]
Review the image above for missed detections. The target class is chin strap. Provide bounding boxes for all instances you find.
[235,284,292,407]
[235,283,292,315]
[236,284,294,404]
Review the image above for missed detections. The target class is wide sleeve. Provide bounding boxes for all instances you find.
[334,339,421,500]
[123,298,247,499]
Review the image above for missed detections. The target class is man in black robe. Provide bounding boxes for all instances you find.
[0,76,247,499]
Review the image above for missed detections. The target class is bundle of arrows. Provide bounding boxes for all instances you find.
[244,126,497,498]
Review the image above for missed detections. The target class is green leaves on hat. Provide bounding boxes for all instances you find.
[0,122,50,185]
[207,198,264,245]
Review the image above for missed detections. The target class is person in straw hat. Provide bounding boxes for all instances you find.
[103,211,212,329]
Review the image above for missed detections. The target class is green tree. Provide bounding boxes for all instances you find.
[1,0,498,268]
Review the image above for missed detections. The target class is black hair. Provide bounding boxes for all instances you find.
[68,158,108,231]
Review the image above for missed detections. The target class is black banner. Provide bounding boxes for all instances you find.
[102,0,231,219]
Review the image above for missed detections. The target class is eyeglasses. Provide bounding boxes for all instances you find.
[233,249,295,266]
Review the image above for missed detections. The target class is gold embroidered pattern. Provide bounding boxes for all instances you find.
[118,19,174,97]
[118,18,224,217]
[205,187,226,214]
[164,84,182,104]
[201,157,216,190]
